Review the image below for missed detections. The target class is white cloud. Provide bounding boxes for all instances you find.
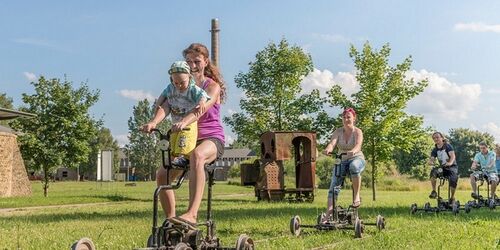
[312,33,350,43]
[454,22,500,33]
[23,72,37,82]
[14,38,55,47]
[407,70,481,122]
[13,38,70,52]
[118,89,155,102]
[301,68,358,97]
[482,122,500,143]
[227,108,236,115]
[114,134,129,147]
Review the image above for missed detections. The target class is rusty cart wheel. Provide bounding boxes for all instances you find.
[235,234,254,250]
[71,238,95,250]
[290,215,301,236]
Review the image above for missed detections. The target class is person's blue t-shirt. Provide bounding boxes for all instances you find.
[431,143,457,167]
[160,83,210,122]
[473,150,497,173]
[496,157,500,173]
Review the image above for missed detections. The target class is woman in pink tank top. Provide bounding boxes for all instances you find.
[153,43,226,225]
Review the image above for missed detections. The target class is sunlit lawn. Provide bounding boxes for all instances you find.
[0,181,499,249]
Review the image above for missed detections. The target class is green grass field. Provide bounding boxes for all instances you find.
[1,180,499,249]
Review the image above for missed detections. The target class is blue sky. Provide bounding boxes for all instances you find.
[2,1,500,145]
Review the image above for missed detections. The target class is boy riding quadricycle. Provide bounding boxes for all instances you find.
[467,142,499,210]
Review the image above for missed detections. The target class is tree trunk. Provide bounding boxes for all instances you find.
[43,167,49,197]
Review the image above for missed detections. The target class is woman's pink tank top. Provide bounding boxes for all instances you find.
[198,79,225,144]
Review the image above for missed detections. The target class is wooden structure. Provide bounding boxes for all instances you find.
[0,108,35,197]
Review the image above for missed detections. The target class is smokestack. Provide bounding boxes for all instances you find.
[210,18,220,68]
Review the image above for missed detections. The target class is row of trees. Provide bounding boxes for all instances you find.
[224,39,496,200]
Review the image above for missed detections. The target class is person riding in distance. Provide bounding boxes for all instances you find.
[470,141,498,199]
[427,132,458,204]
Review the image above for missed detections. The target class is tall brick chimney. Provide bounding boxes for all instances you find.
[210,18,220,67]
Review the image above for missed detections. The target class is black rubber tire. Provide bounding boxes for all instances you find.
[71,238,95,250]
[236,234,254,250]
[173,242,192,250]
[376,215,385,231]
[290,215,301,236]
[354,217,363,238]
[410,203,417,214]
[316,213,326,225]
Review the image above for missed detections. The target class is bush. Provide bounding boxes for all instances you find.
[410,164,432,181]
[227,163,241,179]
[315,156,334,189]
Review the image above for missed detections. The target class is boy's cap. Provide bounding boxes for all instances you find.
[168,61,191,75]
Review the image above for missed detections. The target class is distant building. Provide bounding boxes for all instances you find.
[117,147,134,181]
[214,148,256,181]
[55,167,78,181]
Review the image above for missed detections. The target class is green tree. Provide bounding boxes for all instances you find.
[393,132,434,180]
[11,76,101,196]
[448,128,495,177]
[224,38,324,151]
[326,42,428,200]
[127,99,170,180]
[0,92,14,126]
[0,92,13,109]
[80,127,120,180]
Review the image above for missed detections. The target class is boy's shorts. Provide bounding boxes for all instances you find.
[170,122,197,159]
[471,171,499,183]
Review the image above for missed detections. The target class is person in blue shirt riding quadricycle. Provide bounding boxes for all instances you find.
[496,144,500,177]
[470,141,498,199]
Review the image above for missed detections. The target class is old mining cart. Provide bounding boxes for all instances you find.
[241,131,317,202]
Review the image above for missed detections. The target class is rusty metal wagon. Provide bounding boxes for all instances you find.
[240,131,317,202]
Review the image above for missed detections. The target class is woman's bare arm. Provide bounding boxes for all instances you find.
[323,129,339,155]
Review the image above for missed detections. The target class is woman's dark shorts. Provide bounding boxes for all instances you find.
[196,137,224,159]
